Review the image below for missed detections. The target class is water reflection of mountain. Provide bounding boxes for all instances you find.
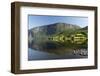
[28,22,88,57]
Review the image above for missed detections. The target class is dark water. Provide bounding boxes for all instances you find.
[28,48,87,60]
[28,32,88,61]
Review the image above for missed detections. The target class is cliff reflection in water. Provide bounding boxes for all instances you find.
[28,23,88,60]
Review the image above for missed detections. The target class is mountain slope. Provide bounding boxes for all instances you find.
[29,22,81,35]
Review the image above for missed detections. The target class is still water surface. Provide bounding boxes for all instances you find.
[28,48,87,61]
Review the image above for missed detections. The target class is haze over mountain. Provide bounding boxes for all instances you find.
[81,26,88,30]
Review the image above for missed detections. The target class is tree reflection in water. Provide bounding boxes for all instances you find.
[29,33,88,56]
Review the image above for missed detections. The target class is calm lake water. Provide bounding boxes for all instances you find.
[28,48,87,61]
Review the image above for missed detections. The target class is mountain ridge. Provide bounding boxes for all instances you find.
[29,22,81,31]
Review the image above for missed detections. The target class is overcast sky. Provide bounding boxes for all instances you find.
[28,15,88,29]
